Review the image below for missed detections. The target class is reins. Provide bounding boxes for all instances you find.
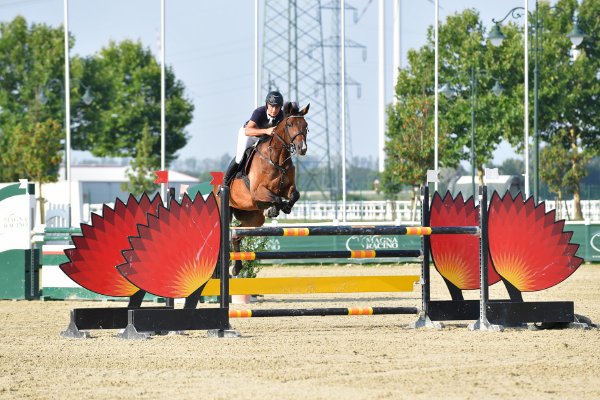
[256,115,306,165]
[253,114,307,195]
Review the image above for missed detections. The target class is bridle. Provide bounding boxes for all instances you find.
[254,114,308,194]
[257,115,307,161]
[271,115,308,156]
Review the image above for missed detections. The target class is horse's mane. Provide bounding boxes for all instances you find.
[284,101,300,116]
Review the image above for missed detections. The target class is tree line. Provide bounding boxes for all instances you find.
[383,0,599,220]
[0,16,194,202]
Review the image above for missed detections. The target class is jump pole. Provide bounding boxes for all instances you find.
[230,249,421,260]
[232,225,478,237]
[229,307,418,318]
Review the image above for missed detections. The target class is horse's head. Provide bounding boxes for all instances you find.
[280,102,309,156]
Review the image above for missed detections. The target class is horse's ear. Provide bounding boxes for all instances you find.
[300,103,310,116]
[283,101,292,115]
[284,101,295,115]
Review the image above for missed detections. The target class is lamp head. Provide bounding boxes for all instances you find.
[82,87,94,106]
[567,23,585,47]
[488,24,506,47]
[492,80,504,97]
[439,83,456,100]
[37,87,49,105]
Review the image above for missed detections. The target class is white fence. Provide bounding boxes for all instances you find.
[43,199,600,227]
[280,200,421,222]
[544,200,600,221]
[277,199,600,222]
[44,204,70,228]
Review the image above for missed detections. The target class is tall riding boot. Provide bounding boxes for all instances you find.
[223,159,239,187]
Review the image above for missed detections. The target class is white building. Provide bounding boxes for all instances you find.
[41,165,200,227]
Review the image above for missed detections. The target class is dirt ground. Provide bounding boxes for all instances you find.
[1,263,599,400]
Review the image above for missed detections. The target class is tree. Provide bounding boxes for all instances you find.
[533,0,600,219]
[123,124,158,195]
[498,158,525,176]
[540,137,572,200]
[73,40,194,165]
[0,16,68,183]
[4,117,64,223]
[387,9,523,193]
[383,95,439,202]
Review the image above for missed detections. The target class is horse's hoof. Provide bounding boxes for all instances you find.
[231,265,243,277]
[264,206,280,218]
[281,205,292,214]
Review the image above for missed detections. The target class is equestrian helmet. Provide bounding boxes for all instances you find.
[265,91,284,107]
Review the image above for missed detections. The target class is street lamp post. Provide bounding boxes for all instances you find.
[440,68,504,198]
[38,79,94,107]
[488,1,585,203]
[38,78,94,226]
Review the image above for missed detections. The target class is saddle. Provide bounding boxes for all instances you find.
[233,145,259,188]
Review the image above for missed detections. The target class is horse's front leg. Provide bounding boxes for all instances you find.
[252,186,284,218]
[281,188,300,214]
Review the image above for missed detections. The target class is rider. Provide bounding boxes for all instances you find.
[222,90,285,187]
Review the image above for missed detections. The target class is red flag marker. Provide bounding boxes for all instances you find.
[154,170,169,184]
[210,171,223,186]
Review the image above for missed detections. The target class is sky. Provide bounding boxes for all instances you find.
[1,0,543,165]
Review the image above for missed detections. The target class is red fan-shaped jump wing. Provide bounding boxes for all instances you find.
[430,191,501,290]
[118,193,221,298]
[59,193,162,297]
[488,192,583,292]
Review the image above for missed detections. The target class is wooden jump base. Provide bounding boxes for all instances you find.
[229,306,418,318]
[201,275,420,296]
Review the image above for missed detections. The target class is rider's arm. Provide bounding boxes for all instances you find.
[245,120,274,137]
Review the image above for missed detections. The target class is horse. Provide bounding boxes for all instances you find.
[216,101,309,276]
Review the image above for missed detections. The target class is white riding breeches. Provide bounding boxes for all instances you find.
[235,127,259,163]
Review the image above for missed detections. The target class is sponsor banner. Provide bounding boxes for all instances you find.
[263,235,422,264]
[0,182,34,252]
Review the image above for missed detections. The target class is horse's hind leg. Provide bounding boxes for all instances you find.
[231,235,244,276]
[231,210,265,277]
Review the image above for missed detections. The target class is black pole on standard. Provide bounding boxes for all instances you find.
[165,187,176,309]
[219,186,230,312]
[207,185,240,338]
[422,184,430,318]
[469,183,502,331]
[410,178,441,329]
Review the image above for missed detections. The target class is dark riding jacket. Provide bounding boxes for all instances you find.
[245,105,284,130]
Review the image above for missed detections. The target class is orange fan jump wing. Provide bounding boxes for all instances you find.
[117,193,221,299]
[59,193,162,297]
[430,191,501,290]
[488,192,583,292]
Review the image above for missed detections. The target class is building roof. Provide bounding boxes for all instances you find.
[59,165,199,183]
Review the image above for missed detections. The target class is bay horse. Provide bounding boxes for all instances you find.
[217,101,309,276]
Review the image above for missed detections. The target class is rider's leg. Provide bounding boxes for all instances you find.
[223,128,251,187]
[226,127,259,187]
[236,127,259,163]
[223,158,239,187]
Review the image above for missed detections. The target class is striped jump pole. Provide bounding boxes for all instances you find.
[230,249,422,261]
[232,225,478,237]
[229,306,418,318]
